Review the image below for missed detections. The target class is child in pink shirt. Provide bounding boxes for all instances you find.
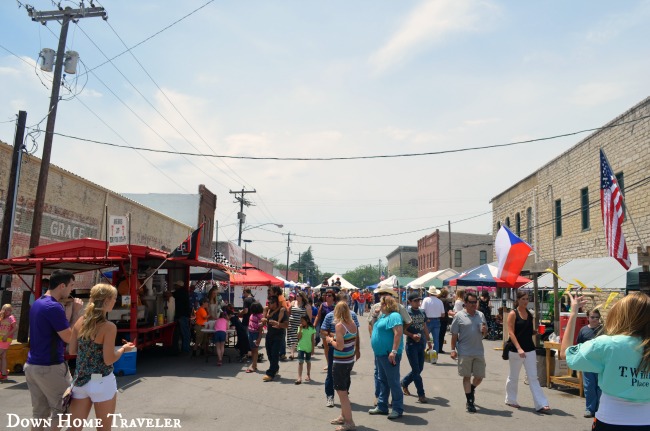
[0,304,17,379]
[214,311,229,366]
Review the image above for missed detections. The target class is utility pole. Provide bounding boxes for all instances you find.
[229,188,256,246]
[285,232,291,280]
[27,6,106,249]
[1,112,26,298]
[448,221,452,269]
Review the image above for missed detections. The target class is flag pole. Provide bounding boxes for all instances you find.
[601,149,644,248]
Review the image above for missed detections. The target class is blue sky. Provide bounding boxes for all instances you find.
[1,1,649,275]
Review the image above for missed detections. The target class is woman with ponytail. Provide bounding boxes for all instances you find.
[68,284,136,431]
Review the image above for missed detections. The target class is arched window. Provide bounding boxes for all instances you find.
[496,221,501,232]
[515,213,521,236]
[526,207,533,244]
[505,217,511,228]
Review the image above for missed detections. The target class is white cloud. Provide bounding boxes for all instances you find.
[567,82,625,107]
[584,1,650,43]
[370,0,499,72]
[464,118,500,126]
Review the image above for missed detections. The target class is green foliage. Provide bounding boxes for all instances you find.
[390,264,418,278]
[343,264,381,289]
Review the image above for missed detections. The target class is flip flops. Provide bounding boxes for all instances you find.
[505,403,521,409]
[537,406,551,414]
[245,368,257,373]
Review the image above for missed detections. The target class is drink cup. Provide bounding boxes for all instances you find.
[538,324,546,334]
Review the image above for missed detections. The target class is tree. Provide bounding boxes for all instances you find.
[289,246,323,285]
[390,264,418,278]
[343,264,381,289]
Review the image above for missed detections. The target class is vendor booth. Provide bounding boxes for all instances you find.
[0,238,230,352]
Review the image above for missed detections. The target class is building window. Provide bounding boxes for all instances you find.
[515,213,521,237]
[454,250,462,267]
[526,207,533,244]
[496,221,501,232]
[616,172,626,220]
[408,258,417,267]
[479,250,487,265]
[505,217,510,228]
[580,187,590,231]
[555,199,562,238]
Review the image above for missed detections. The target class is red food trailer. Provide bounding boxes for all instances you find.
[0,238,230,351]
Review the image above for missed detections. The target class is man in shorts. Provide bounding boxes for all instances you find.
[450,291,487,413]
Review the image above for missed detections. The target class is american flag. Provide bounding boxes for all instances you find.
[600,149,630,270]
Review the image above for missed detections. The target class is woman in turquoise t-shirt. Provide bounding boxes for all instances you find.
[296,315,316,384]
[560,292,650,430]
[370,295,405,419]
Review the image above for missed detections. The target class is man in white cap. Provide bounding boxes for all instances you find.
[367,286,411,407]
[421,287,445,363]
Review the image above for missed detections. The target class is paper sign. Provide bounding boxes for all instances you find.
[109,215,129,246]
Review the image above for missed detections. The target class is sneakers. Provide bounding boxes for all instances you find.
[417,396,427,404]
[326,396,335,407]
[387,410,402,420]
[368,407,389,415]
[432,350,438,364]
[262,375,274,382]
[466,401,477,413]
[584,410,594,418]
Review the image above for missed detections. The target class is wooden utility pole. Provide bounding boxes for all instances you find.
[448,221,452,268]
[229,188,256,246]
[27,6,106,249]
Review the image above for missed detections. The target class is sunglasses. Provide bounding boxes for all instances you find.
[466,300,478,304]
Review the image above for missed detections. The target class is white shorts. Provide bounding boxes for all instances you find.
[71,373,117,403]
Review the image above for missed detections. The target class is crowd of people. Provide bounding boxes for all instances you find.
[9,268,650,430]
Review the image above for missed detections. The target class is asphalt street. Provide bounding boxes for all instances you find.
[1,328,594,431]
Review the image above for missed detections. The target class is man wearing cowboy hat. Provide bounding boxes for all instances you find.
[421,287,445,363]
[368,286,411,406]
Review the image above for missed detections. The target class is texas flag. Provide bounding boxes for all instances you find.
[495,225,532,286]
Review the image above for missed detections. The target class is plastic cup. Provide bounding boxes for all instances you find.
[538,324,546,334]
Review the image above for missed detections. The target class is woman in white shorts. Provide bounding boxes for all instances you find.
[68,284,136,431]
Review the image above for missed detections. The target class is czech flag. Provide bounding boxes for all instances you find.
[495,225,532,286]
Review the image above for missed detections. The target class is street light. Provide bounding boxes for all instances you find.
[243,239,252,266]
[239,223,283,246]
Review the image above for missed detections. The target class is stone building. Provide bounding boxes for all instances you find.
[386,246,418,276]
[417,230,493,276]
[490,96,650,266]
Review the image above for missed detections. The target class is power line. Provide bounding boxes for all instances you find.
[43,114,650,161]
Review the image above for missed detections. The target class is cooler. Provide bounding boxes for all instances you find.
[6,341,29,373]
[113,348,137,376]
[559,312,588,345]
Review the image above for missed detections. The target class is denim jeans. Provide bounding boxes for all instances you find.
[426,318,441,353]
[438,320,448,352]
[325,344,335,398]
[176,316,191,353]
[265,336,282,377]
[583,371,601,414]
[402,342,425,397]
[376,354,403,414]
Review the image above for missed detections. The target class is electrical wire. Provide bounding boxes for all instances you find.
[44,113,650,161]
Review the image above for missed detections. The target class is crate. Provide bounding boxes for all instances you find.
[113,348,136,376]
[6,342,29,374]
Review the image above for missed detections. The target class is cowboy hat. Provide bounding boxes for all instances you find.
[375,286,397,297]
[427,287,441,296]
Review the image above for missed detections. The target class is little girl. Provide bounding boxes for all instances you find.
[246,302,264,373]
[214,310,229,366]
[295,315,316,384]
[0,304,18,380]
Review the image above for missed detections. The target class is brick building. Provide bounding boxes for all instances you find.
[124,185,217,260]
[491,96,650,265]
[417,230,493,276]
[0,140,203,310]
[386,246,418,276]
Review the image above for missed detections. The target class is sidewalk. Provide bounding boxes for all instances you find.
[1,329,593,431]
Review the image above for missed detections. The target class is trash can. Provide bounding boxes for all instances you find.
[536,347,553,387]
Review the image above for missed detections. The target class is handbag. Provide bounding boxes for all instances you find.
[502,339,514,360]
[61,378,76,413]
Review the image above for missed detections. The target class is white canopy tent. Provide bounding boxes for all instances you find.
[377,275,398,289]
[314,273,359,291]
[406,268,459,289]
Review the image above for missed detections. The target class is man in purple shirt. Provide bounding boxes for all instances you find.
[24,269,76,427]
